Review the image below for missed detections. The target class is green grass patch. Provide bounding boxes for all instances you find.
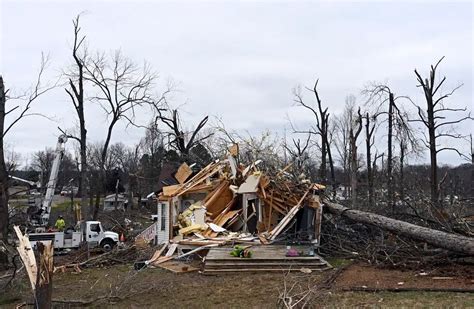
[0,295,21,306]
[326,257,352,268]
[53,200,74,211]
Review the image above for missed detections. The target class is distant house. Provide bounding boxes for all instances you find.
[103,194,127,211]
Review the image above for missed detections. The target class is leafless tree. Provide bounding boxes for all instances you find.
[155,109,213,162]
[32,148,55,189]
[63,14,89,217]
[412,56,473,206]
[293,80,335,188]
[283,135,311,176]
[349,107,363,207]
[333,98,354,199]
[334,96,361,201]
[0,55,53,242]
[363,83,416,211]
[363,111,379,208]
[394,110,422,203]
[84,50,157,219]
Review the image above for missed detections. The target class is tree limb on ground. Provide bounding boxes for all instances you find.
[323,200,474,256]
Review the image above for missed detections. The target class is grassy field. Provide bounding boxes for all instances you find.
[1,260,473,308]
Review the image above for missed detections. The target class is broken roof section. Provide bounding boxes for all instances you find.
[155,146,324,246]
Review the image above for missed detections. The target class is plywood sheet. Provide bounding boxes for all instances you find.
[237,174,261,193]
[175,163,193,184]
[162,184,181,196]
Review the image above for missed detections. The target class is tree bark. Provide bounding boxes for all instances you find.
[326,135,336,198]
[0,77,9,242]
[320,131,327,181]
[427,93,439,206]
[365,113,375,209]
[399,139,406,202]
[35,241,54,309]
[387,92,394,211]
[323,200,474,255]
[66,15,88,220]
[349,110,362,208]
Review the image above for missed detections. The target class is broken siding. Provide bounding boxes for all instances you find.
[156,201,170,244]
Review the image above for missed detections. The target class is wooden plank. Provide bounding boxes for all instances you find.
[268,188,311,240]
[205,181,233,219]
[267,191,274,231]
[206,256,323,261]
[204,267,330,273]
[151,256,174,266]
[237,174,261,193]
[148,242,169,264]
[205,246,322,261]
[176,240,226,246]
[165,243,178,257]
[175,163,222,196]
[205,261,326,266]
[162,184,181,196]
[216,210,240,226]
[175,162,193,184]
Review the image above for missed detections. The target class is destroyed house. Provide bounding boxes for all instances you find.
[148,158,324,246]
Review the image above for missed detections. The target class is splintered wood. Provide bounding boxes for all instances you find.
[14,225,54,308]
[13,226,38,291]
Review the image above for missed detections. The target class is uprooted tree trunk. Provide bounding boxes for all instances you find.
[323,200,474,256]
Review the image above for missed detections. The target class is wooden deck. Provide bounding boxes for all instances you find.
[203,245,331,274]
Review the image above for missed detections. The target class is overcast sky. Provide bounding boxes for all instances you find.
[0,0,472,167]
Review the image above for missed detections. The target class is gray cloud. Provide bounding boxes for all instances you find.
[1,0,472,166]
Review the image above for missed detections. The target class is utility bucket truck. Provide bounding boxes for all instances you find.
[25,134,120,251]
[28,221,120,251]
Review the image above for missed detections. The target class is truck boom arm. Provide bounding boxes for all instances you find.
[40,134,67,226]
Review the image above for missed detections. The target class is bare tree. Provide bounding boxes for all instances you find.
[349,108,363,207]
[84,50,157,219]
[363,83,416,211]
[155,109,213,163]
[283,135,311,176]
[0,55,52,242]
[394,111,421,203]
[293,80,335,188]
[413,56,473,206]
[32,148,55,189]
[63,14,89,217]
[364,112,379,208]
[334,98,354,199]
[334,96,360,201]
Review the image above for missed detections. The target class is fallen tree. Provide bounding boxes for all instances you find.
[323,200,474,256]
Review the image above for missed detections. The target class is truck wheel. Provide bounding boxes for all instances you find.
[100,239,115,251]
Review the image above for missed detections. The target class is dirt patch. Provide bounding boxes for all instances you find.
[334,262,474,290]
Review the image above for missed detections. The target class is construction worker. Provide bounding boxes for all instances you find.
[55,215,66,231]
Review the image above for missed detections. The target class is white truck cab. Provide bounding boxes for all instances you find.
[28,220,120,251]
[83,221,119,250]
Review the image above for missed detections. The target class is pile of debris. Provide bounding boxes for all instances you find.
[135,145,329,273]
